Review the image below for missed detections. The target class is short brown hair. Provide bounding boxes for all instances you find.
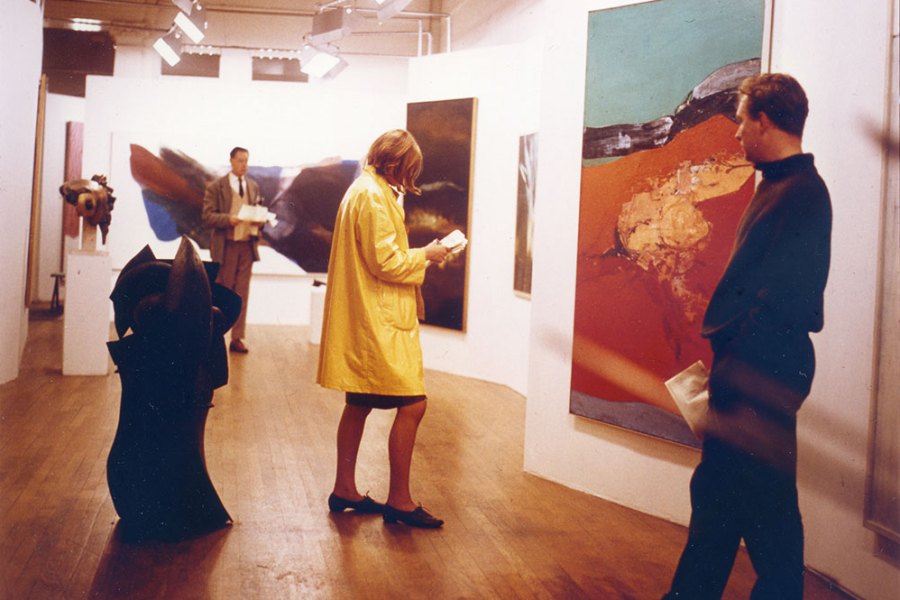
[366,129,423,195]
[738,73,809,137]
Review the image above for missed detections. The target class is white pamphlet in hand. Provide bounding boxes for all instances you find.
[440,229,468,255]
[665,360,710,438]
[237,204,278,226]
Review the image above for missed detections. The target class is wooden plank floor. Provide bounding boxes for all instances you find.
[0,317,853,599]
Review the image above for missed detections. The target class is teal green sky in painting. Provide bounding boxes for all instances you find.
[583,0,764,128]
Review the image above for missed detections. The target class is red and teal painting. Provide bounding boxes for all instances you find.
[570,0,766,447]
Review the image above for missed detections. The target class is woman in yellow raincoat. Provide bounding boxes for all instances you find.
[317,129,449,529]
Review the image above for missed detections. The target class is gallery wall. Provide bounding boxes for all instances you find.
[524,1,899,598]
[446,0,546,51]
[769,1,898,596]
[0,1,43,385]
[407,40,541,395]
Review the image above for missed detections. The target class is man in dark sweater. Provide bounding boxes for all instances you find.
[663,74,832,600]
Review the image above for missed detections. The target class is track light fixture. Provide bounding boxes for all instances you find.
[153,28,183,66]
[171,0,194,13]
[299,44,348,80]
[375,0,414,22]
[153,0,206,65]
[309,6,363,45]
[70,18,102,32]
[173,2,207,44]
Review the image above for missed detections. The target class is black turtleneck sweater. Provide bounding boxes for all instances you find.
[702,153,832,343]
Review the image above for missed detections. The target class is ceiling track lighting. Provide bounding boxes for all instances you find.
[174,8,206,44]
[299,43,348,80]
[154,0,206,66]
[171,0,194,14]
[69,18,103,32]
[183,44,221,56]
[153,27,184,66]
[374,0,414,22]
[309,5,363,45]
[253,48,302,61]
[146,0,444,75]
[172,0,207,44]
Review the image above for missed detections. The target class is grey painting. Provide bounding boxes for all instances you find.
[514,133,537,296]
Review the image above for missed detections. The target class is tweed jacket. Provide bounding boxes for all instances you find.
[201,174,261,263]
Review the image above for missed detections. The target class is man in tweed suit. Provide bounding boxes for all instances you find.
[202,146,263,354]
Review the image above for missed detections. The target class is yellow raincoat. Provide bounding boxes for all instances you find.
[316,166,428,396]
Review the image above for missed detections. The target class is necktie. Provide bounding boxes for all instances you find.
[239,177,244,198]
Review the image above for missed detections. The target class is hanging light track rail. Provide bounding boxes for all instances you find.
[50,0,449,21]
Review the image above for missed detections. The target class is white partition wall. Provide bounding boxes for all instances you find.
[524,1,899,598]
[0,2,43,384]
[408,41,542,396]
[770,0,898,596]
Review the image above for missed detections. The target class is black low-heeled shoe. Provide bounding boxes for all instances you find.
[328,493,385,514]
[382,504,444,528]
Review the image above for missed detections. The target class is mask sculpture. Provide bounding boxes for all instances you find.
[60,175,116,244]
[106,237,240,541]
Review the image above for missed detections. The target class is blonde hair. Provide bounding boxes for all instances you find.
[366,129,424,195]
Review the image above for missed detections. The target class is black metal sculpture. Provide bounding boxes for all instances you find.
[106,237,241,541]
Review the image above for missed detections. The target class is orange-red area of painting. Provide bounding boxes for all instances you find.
[129,144,204,207]
[572,115,755,412]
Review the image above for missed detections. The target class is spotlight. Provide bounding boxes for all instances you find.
[309,7,363,44]
[375,0,413,22]
[153,29,183,66]
[299,44,348,80]
[174,4,207,43]
[171,0,193,13]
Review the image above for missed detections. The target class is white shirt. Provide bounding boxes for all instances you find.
[228,172,246,199]
[226,172,255,241]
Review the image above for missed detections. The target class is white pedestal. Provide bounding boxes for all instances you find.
[63,250,112,376]
[308,284,326,345]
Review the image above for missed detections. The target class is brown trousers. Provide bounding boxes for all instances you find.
[216,240,254,341]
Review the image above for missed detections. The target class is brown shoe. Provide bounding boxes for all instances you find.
[229,339,249,353]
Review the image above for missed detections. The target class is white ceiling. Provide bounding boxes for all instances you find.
[42,0,451,57]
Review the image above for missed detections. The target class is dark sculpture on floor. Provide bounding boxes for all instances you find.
[106,236,241,541]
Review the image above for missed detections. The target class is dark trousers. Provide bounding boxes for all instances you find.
[663,438,804,600]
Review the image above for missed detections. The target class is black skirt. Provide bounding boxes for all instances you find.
[345,392,426,409]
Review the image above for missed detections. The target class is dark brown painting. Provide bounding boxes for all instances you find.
[406,98,477,331]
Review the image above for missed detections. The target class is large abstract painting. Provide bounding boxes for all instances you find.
[570,0,765,447]
[514,133,537,296]
[406,98,477,331]
[110,133,359,274]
